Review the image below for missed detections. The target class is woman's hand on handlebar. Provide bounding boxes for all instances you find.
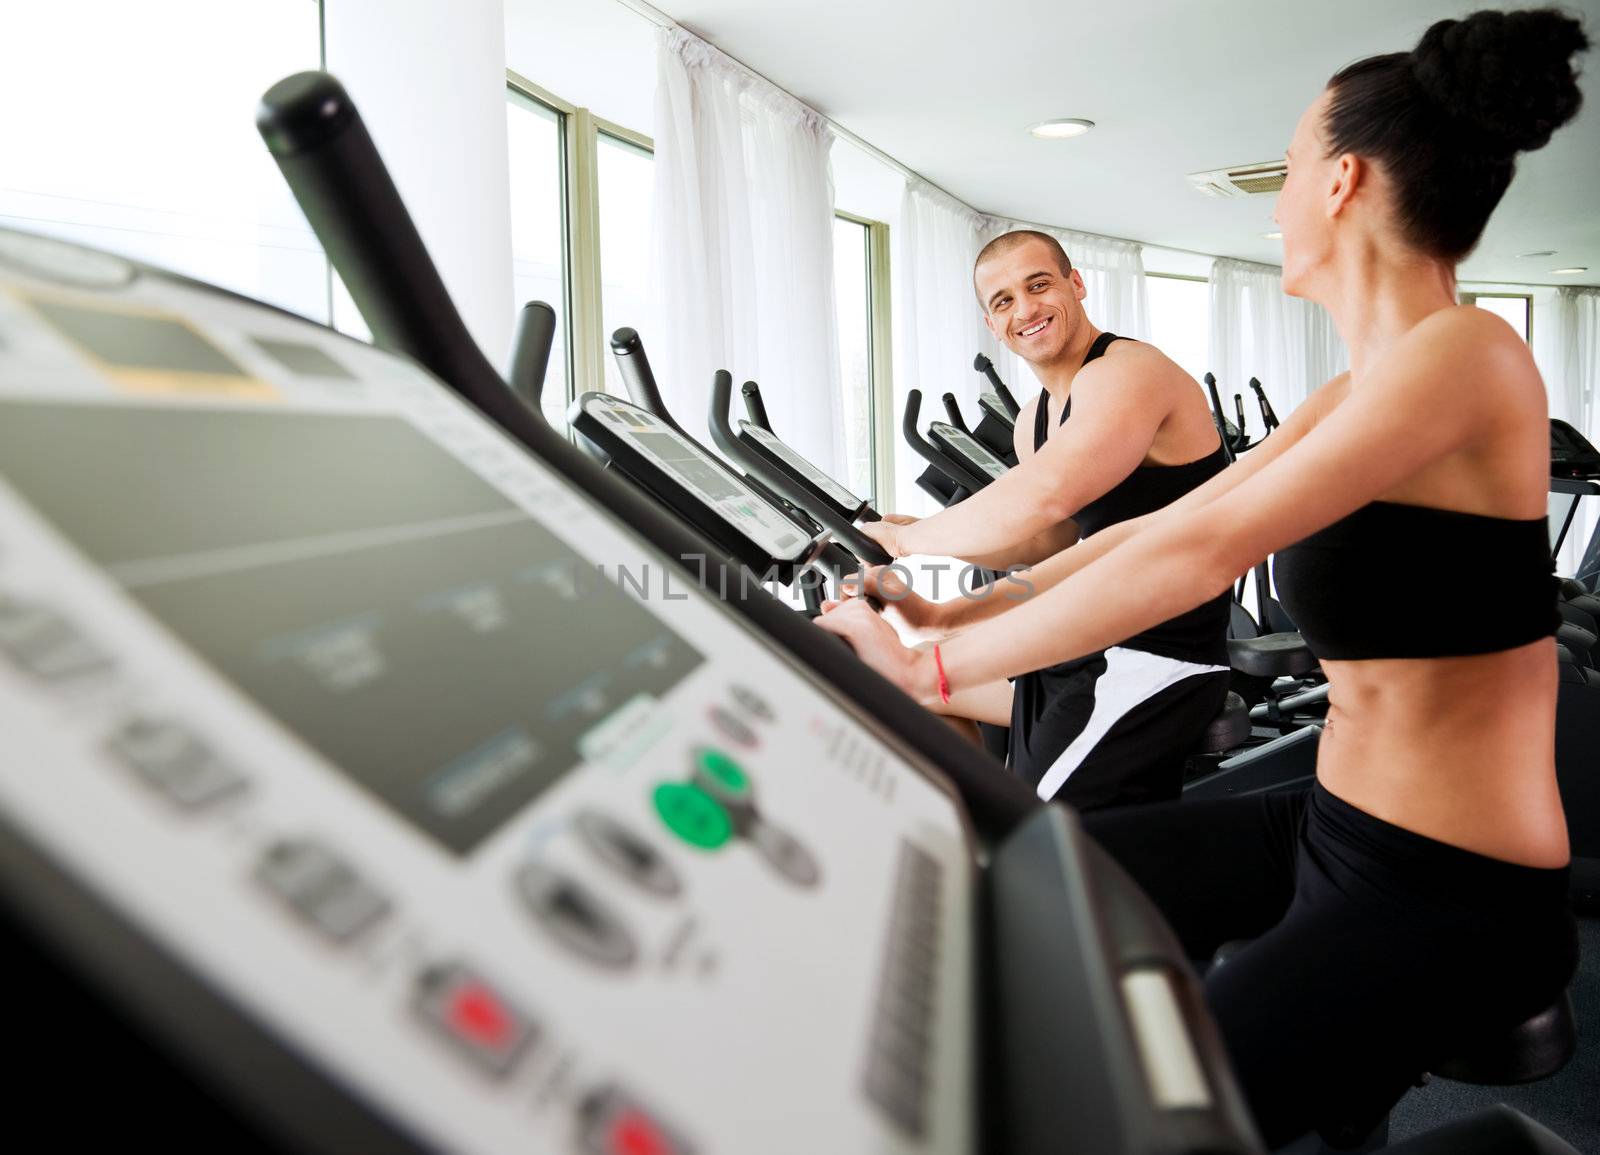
[858,512,919,558]
[814,599,929,700]
[838,565,948,639]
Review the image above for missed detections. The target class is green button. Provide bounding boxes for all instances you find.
[652,783,732,850]
[695,748,751,798]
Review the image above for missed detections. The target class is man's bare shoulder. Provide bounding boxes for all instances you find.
[1016,392,1044,426]
[1074,338,1195,406]
[1013,392,1043,460]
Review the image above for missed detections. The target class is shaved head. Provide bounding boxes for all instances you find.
[974,230,1073,306]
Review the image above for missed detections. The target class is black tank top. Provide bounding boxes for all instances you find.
[1032,333,1230,663]
[1275,502,1558,659]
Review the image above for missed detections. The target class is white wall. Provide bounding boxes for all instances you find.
[505,0,657,133]
[324,0,515,362]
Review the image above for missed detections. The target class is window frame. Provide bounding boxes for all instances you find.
[504,82,572,418]
[1459,290,1533,343]
[1143,270,1211,386]
[835,209,894,508]
[506,70,656,416]
[505,70,898,500]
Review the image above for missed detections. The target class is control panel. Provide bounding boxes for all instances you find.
[737,420,865,513]
[0,229,975,1154]
[573,392,819,566]
[929,423,1010,481]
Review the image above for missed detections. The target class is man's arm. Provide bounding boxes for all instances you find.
[882,345,1175,563]
[922,372,1350,631]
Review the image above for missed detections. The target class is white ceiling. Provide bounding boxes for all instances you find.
[648,0,1600,286]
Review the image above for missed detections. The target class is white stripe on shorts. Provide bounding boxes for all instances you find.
[1033,646,1229,801]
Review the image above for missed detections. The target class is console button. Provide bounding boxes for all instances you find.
[0,596,114,681]
[748,819,820,888]
[413,962,535,1078]
[515,862,638,969]
[256,838,390,942]
[652,782,732,850]
[706,704,757,749]
[577,1084,694,1155]
[574,810,681,899]
[729,683,774,722]
[107,716,246,808]
[690,748,753,804]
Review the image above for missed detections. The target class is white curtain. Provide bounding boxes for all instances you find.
[650,27,844,478]
[1208,257,1348,417]
[891,179,1002,511]
[1535,287,1600,578]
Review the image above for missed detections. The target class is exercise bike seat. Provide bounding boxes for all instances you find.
[1195,691,1251,754]
[1429,994,1577,1085]
[1227,632,1319,679]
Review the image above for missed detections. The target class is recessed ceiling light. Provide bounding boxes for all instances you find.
[1263,231,1283,240]
[1551,267,1589,275]
[1518,250,1557,258]
[1028,118,1095,140]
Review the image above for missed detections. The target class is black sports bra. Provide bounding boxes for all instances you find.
[1274,501,1558,660]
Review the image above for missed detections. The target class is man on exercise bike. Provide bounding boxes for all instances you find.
[853,230,1230,810]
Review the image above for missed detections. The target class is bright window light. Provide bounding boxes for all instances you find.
[598,133,654,396]
[507,92,570,427]
[0,0,326,320]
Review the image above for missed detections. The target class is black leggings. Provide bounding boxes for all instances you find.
[1084,784,1577,1149]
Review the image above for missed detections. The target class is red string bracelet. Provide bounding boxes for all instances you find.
[933,644,951,705]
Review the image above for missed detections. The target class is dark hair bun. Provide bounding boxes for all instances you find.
[1410,8,1589,153]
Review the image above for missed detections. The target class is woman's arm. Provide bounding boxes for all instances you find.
[900,373,1347,632]
[823,309,1523,700]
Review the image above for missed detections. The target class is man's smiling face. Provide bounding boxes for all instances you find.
[975,237,1087,365]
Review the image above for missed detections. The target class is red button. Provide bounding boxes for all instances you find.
[447,982,511,1048]
[609,1109,674,1155]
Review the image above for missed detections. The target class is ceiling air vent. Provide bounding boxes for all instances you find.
[1186,160,1288,199]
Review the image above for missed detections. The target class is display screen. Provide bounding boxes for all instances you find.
[978,390,1011,422]
[584,396,809,561]
[933,424,1009,479]
[0,401,701,854]
[30,298,248,377]
[739,421,862,510]
[251,337,356,380]
[1549,491,1581,553]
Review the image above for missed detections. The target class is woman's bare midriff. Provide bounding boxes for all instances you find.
[1315,638,1570,868]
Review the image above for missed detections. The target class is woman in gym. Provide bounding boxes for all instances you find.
[819,9,1588,1146]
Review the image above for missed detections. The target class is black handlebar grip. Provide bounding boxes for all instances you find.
[1249,377,1280,430]
[257,72,506,409]
[973,352,1021,418]
[903,388,923,436]
[708,369,738,442]
[509,300,557,411]
[941,392,971,433]
[609,327,687,435]
[1202,372,1236,464]
[740,380,774,433]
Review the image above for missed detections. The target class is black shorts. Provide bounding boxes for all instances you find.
[1009,645,1229,810]
[1084,784,1577,1148]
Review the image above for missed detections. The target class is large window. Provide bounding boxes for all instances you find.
[1145,274,1210,384]
[0,0,326,321]
[834,215,877,501]
[597,133,655,395]
[1462,292,1531,342]
[506,91,570,426]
